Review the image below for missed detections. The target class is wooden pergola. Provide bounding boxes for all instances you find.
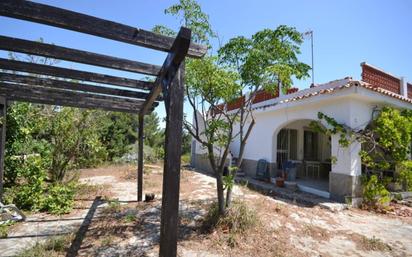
[0,1,207,256]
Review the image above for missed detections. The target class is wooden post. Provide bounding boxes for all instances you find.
[159,63,185,257]
[137,114,144,202]
[0,97,6,202]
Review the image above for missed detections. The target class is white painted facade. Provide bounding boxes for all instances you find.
[191,78,412,199]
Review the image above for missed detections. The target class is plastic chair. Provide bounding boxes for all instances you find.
[255,159,269,181]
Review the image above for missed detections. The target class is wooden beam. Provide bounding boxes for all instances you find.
[0,97,6,202]
[137,114,144,202]
[0,72,160,100]
[0,82,153,111]
[0,36,161,76]
[140,27,191,115]
[3,93,141,114]
[0,58,154,90]
[0,0,207,58]
[159,62,185,257]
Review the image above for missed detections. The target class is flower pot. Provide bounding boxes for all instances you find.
[276,177,285,187]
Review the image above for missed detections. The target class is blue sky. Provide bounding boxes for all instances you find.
[1,0,411,127]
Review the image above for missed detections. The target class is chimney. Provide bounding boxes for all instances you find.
[400,77,408,98]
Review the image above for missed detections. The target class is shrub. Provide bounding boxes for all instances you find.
[355,234,392,252]
[3,156,76,214]
[361,175,391,209]
[3,156,47,211]
[398,161,412,191]
[0,226,7,238]
[41,183,76,215]
[181,153,191,165]
[103,199,122,214]
[154,146,165,161]
[0,222,14,238]
[202,200,258,234]
[123,213,137,223]
[143,145,158,163]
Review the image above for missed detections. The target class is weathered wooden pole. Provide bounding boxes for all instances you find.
[137,114,144,202]
[159,63,185,257]
[0,97,6,202]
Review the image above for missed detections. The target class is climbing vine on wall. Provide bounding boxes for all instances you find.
[311,107,412,172]
[310,107,412,202]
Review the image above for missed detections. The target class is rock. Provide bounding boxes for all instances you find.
[319,202,347,212]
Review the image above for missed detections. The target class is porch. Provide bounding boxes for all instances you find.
[274,120,331,197]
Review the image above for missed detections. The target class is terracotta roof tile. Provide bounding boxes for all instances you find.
[253,79,412,111]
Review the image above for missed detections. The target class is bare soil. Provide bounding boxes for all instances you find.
[2,164,411,257]
[74,164,412,257]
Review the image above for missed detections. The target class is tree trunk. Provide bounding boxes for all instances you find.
[216,172,226,215]
[225,185,233,208]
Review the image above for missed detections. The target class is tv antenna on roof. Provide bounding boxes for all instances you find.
[302,30,314,85]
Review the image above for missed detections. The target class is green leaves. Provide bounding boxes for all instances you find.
[186,57,240,104]
[316,108,412,200]
[398,161,412,191]
[218,36,252,71]
[219,25,310,91]
[361,175,391,208]
[153,0,215,47]
[373,107,412,163]
[41,183,76,215]
[151,25,177,37]
[165,0,216,46]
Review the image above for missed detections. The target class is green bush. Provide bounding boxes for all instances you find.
[154,146,165,160]
[3,99,165,216]
[6,182,76,215]
[3,155,75,214]
[41,183,76,215]
[0,222,14,238]
[4,156,47,211]
[181,153,191,165]
[361,175,391,208]
[398,161,412,191]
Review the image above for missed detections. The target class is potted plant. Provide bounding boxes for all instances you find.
[276,176,285,187]
[275,170,286,187]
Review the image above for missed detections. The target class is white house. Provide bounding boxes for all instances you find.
[191,63,412,202]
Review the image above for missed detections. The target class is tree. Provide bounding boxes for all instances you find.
[217,26,310,208]
[142,112,163,148]
[185,56,240,214]
[46,108,106,181]
[185,26,310,214]
[155,1,310,215]
[99,112,138,161]
[153,0,215,46]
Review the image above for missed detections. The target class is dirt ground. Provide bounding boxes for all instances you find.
[2,164,412,257]
[77,164,412,257]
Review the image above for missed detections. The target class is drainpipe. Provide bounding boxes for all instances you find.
[400,76,408,98]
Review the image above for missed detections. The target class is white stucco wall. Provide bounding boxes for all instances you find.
[277,119,331,162]
[192,85,412,177]
[239,94,352,164]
